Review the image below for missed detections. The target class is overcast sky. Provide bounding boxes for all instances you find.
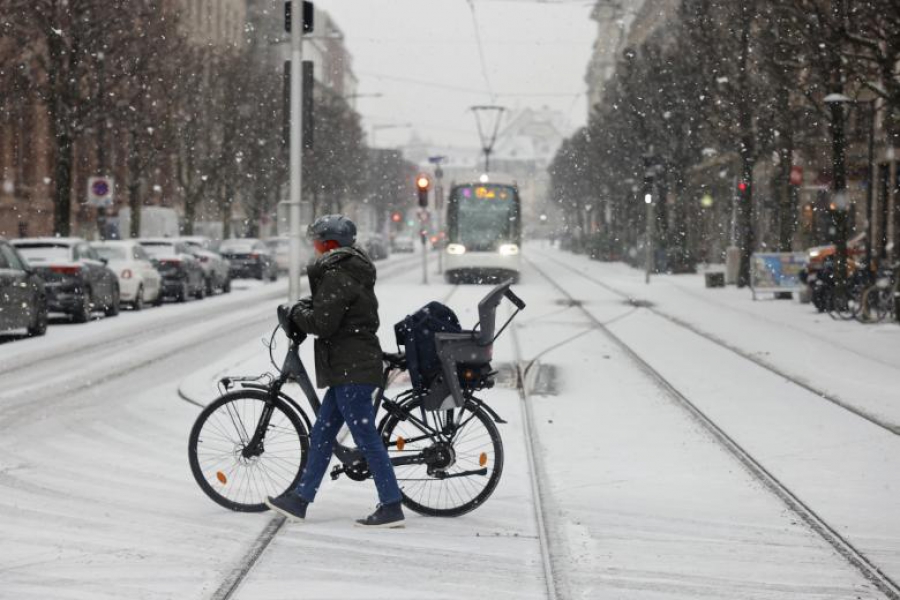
[314,0,597,159]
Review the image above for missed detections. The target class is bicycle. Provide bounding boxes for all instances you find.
[860,262,898,323]
[188,280,526,517]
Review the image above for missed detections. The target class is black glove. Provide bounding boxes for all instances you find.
[290,297,312,320]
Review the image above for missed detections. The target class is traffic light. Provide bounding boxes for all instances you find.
[738,181,749,193]
[391,212,402,223]
[284,1,314,33]
[416,174,430,207]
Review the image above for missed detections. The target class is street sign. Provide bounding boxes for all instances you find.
[87,176,114,207]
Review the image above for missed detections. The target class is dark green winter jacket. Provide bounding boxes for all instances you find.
[290,245,383,388]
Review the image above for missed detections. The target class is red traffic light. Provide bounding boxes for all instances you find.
[391,212,402,223]
[738,181,749,192]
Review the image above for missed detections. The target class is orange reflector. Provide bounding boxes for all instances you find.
[396,437,405,451]
[216,471,228,485]
[479,453,488,467]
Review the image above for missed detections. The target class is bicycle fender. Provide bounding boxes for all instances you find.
[238,382,314,434]
[468,397,507,424]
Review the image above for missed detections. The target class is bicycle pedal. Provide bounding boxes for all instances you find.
[330,466,344,480]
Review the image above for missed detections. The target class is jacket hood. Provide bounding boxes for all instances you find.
[310,244,376,287]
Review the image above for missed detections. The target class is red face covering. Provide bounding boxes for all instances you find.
[314,239,341,255]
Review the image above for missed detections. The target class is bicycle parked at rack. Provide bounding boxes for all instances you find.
[860,262,899,323]
[188,280,526,517]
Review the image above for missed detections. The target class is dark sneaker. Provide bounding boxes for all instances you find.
[355,502,405,528]
[265,492,308,522]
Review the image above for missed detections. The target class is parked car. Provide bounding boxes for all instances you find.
[0,238,48,336]
[92,240,163,310]
[137,238,206,302]
[11,237,120,322]
[391,235,416,253]
[358,232,389,261]
[264,236,312,274]
[178,236,231,294]
[219,238,278,281]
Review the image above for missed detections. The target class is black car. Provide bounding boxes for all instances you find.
[0,239,48,336]
[12,237,120,323]
[137,239,207,302]
[219,238,278,281]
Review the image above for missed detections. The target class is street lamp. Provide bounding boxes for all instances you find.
[853,89,880,272]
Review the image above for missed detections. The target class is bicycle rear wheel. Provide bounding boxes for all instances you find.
[379,397,504,517]
[188,389,309,512]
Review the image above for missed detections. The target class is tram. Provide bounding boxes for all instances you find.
[444,175,521,283]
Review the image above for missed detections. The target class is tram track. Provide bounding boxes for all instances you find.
[525,254,900,600]
[532,249,900,437]
[510,321,563,600]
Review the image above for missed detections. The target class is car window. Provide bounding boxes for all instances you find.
[95,246,128,261]
[11,244,71,263]
[0,244,20,270]
[133,246,150,261]
[74,243,93,260]
[141,243,174,258]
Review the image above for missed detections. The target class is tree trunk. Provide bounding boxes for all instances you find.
[128,129,142,238]
[53,134,74,236]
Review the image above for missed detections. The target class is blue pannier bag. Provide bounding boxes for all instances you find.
[394,302,462,391]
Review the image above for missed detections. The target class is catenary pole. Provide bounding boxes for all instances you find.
[288,3,304,302]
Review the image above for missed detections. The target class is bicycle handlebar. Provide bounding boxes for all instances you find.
[504,288,526,310]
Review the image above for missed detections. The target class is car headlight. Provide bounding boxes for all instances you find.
[499,244,519,256]
[447,243,466,255]
[809,250,820,258]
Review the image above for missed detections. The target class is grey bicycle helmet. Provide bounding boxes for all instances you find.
[306,214,357,247]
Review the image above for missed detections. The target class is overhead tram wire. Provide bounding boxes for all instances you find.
[465,0,496,102]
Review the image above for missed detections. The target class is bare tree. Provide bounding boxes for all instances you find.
[0,0,175,235]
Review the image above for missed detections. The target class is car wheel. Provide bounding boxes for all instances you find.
[27,296,49,337]
[104,286,121,317]
[153,286,165,307]
[177,282,188,303]
[269,268,278,282]
[72,289,92,323]
[133,285,145,311]
[205,277,214,296]
[222,277,232,293]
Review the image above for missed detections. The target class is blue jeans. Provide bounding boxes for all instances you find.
[295,384,402,505]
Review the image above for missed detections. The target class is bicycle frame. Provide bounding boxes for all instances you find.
[221,335,486,477]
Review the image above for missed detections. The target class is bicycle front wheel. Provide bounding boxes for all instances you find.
[188,389,309,512]
[380,398,504,517]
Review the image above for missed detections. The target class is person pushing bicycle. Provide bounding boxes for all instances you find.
[265,215,404,528]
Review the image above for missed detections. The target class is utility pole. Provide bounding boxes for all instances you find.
[645,192,653,284]
[429,155,446,275]
[288,2,306,301]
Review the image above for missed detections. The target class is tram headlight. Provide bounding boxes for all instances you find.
[447,243,466,255]
[499,244,519,256]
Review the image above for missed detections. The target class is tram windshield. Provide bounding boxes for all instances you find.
[450,184,519,251]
